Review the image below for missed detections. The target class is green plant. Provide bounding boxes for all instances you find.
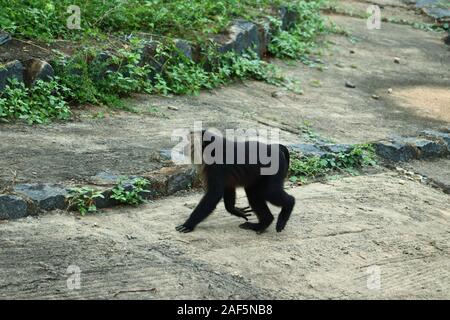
[1,1,330,119]
[269,0,327,61]
[149,46,300,95]
[68,187,104,215]
[111,177,150,206]
[0,0,287,41]
[0,78,71,124]
[54,40,151,108]
[289,144,377,182]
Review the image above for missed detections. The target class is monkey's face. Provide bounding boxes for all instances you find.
[187,131,205,164]
[186,130,218,165]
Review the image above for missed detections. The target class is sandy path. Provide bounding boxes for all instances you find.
[0,171,448,299]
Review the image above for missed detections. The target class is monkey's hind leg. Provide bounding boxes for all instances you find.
[239,187,274,234]
[266,189,295,232]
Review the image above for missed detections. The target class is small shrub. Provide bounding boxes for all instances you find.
[111,178,150,206]
[289,144,377,182]
[54,40,151,107]
[0,78,71,124]
[68,187,104,215]
[269,0,327,60]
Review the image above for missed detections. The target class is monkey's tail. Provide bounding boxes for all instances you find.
[279,144,290,177]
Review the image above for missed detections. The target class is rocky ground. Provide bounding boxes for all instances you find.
[0,0,449,299]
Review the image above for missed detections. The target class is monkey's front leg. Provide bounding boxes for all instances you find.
[224,188,252,221]
[176,190,223,233]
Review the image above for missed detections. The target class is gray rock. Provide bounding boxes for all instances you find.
[140,40,166,81]
[271,91,285,98]
[234,20,261,55]
[174,39,193,60]
[14,183,68,211]
[159,149,173,160]
[444,33,450,46]
[95,189,119,209]
[420,130,450,150]
[401,137,448,158]
[23,59,55,88]
[90,171,121,186]
[414,0,450,21]
[289,144,327,157]
[0,195,30,220]
[23,58,55,87]
[345,81,356,88]
[167,168,196,195]
[375,136,448,162]
[0,60,24,92]
[0,31,11,45]
[215,20,264,57]
[91,52,119,80]
[257,20,272,57]
[324,144,354,154]
[278,6,299,30]
[374,140,417,162]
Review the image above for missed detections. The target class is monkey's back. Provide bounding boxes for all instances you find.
[220,141,289,188]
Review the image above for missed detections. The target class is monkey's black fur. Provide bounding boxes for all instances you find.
[176,131,295,234]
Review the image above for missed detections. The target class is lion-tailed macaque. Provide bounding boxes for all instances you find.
[176,130,295,234]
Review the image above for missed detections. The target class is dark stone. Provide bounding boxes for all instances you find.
[159,149,173,161]
[279,5,299,30]
[0,60,24,91]
[374,140,418,162]
[22,58,55,87]
[174,39,193,60]
[233,20,261,55]
[90,171,121,186]
[415,0,450,21]
[215,20,264,57]
[257,20,272,57]
[289,144,327,157]
[444,33,450,46]
[91,52,119,80]
[166,168,196,195]
[420,130,450,150]
[324,144,354,154]
[14,183,68,211]
[401,137,448,158]
[345,81,356,88]
[0,31,11,45]
[139,40,166,81]
[0,195,29,220]
[376,135,449,161]
[95,189,120,209]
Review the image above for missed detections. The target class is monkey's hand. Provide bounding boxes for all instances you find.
[229,206,252,221]
[236,206,252,213]
[176,224,194,233]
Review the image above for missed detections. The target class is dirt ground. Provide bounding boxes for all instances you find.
[0,0,449,299]
[0,171,448,299]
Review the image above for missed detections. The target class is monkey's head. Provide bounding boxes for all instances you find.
[187,129,220,164]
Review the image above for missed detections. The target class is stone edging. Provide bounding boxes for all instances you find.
[1,128,449,220]
[374,128,450,162]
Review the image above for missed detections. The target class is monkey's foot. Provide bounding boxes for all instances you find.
[239,222,268,234]
[176,224,194,233]
[276,219,288,232]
